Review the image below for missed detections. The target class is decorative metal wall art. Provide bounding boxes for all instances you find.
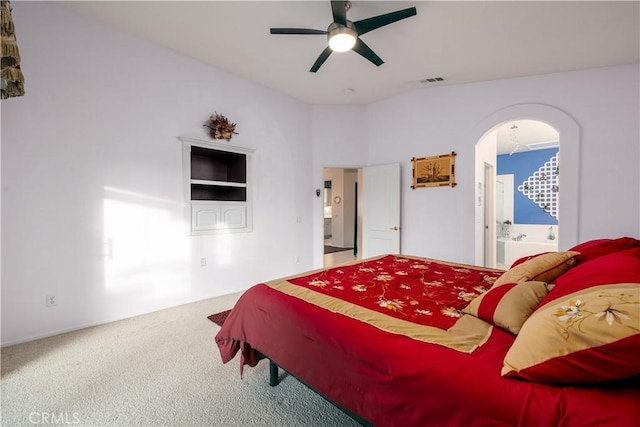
[517,152,560,219]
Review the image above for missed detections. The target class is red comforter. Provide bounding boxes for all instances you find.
[216,256,640,426]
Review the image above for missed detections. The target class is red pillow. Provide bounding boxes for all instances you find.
[568,237,640,264]
[539,246,640,305]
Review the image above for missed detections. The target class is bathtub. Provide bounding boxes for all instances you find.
[496,238,558,268]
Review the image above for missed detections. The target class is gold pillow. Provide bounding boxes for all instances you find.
[463,281,552,334]
[493,251,579,287]
[502,283,640,383]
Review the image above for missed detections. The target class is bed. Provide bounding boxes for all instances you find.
[215,238,640,426]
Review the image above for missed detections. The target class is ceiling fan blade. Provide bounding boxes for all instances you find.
[310,46,333,73]
[270,28,327,35]
[352,38,384,67]
[330,0,347,26]
[353,7,417,36]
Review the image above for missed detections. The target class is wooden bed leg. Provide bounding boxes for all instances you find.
[269,359,280,386]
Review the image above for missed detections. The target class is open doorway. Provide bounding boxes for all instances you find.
[476,120,560,269]
[323,167,362,267]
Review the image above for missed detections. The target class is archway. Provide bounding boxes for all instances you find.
[472,104,580,266]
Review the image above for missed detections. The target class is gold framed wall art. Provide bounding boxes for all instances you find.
[411,152,457,189]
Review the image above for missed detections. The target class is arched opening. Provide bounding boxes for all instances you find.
[477,120,560,268]
[472,104,580,267]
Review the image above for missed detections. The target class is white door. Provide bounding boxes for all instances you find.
[362,163,401,258]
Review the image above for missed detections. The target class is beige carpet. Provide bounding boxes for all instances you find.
[1,293,359,426]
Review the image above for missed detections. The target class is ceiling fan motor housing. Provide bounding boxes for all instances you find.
[327,21,357,52]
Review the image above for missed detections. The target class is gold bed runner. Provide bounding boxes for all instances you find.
[265,276,493,354]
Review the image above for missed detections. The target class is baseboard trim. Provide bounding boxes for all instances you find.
[0,291,242,348]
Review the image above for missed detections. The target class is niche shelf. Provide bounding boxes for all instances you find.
[179,136,255,234]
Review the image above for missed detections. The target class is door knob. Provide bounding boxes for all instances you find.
[390,226,399,231]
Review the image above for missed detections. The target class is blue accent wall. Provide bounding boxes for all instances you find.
[497,148,559,225]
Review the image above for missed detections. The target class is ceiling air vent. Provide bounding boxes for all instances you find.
[420,77,444,83]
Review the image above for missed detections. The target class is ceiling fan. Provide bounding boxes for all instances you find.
[270,1,417,73]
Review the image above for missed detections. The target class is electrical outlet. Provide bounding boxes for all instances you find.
[200,257,207,267]
[46,294,57,307]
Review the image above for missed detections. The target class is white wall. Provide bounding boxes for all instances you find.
[1,3,314,345]
[366,65,640,265]
[2,3,639,346]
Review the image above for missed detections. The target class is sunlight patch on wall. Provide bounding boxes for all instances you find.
[205,232,234,268]
[103,186,189,296]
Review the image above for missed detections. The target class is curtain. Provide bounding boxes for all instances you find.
[1,0,25,99]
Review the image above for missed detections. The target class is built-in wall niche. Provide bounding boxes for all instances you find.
[190,146,247,201]
[180,137,254,234]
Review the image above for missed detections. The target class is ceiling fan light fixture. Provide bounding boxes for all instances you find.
[327,22,357,52]
[329,33,356,52]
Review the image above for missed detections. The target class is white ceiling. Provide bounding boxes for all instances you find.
[60,1,639,106]
[494,120,559,155]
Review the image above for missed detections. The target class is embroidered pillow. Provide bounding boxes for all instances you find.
[502,282,640,383]
[493,251,579,287]
[463,281,551,334]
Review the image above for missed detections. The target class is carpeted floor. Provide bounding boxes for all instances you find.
[324,245,353,254]
[0,293,359,427]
